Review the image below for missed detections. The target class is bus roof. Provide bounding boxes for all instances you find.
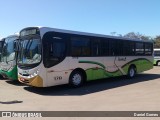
[21,26,153,43]
[4,34,19,39]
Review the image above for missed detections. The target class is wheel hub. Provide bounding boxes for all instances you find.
[130,68,135,77]
[72,74,81,85]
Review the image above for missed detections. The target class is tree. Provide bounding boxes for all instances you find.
[110,32,116,36]
[110,31,154,41]
[123,32,152,41]
[110,32,123,37]
[123,32,141,39]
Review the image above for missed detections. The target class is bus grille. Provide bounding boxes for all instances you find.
[19,73,29,76]
[19,78,30,84]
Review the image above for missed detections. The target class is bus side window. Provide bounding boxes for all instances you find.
[101,39,109,56]
[145,43,153,55]
[135,42,144,55]
[123,41,135,56]
[71,37,91,56]
[49,41,65,59]
[116,40,123,56]
[92,39,101,56]
[108,39,116,56]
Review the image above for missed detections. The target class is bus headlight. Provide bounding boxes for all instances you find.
[19,69,40,79]
[29,69,39,78]
[35,69,39,75]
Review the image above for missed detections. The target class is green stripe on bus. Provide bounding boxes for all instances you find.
[79,59,153,81]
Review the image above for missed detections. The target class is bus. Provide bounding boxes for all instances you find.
[0,34,19,80]
[153,48,160,66]
[17,27,153,87]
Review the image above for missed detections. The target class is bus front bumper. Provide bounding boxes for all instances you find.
[18,75,43,87]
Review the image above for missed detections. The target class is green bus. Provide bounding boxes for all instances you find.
[0,34,19,80]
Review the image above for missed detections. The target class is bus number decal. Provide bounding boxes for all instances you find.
[54,76,62,80]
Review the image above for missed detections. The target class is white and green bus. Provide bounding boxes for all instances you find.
[154,48,160,66]
[17,27,153,87]
[0,34,19,80]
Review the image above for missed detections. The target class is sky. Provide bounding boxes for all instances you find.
[0,0,160,38]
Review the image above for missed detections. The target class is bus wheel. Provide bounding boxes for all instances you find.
[128,66,136,78]
[69,71,84,87]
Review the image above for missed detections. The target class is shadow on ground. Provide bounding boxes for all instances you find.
[0,75,7,80]
[24,73,160,96]
[5,80,26,86]
[0,100,23,104]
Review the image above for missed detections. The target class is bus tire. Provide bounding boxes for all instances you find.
[69,71,84,87]
[127,66,136,78]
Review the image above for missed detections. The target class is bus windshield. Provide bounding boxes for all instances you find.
[1,37,16,63]
[18,36,41,65]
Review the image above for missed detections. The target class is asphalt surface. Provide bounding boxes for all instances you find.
[0,66,160,120]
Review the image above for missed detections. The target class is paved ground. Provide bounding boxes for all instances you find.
[0,66,160,119]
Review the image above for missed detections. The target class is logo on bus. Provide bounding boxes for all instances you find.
[118,57,126,61]
[22,70,29,74]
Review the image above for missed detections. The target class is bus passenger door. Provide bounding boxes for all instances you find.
[43,32,69,86]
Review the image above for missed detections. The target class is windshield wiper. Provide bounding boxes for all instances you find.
[21,39,33,63]
[24,39,31,56]
[26,40,33,54]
